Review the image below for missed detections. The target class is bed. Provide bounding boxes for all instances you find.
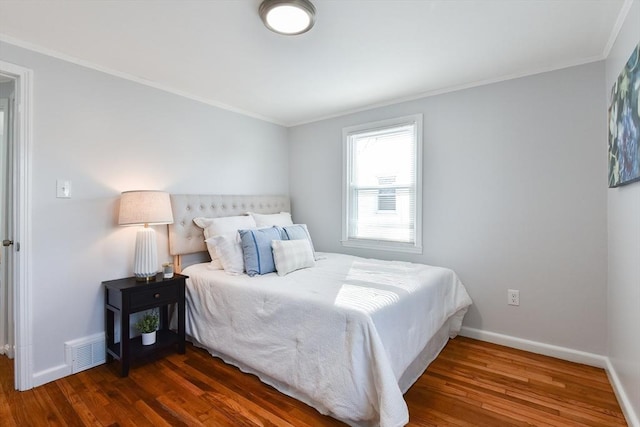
[168,194,472,427]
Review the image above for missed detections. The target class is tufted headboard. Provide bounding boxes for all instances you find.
[168,194,290,271]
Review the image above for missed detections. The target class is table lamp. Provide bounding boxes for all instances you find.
[118,190,174,282]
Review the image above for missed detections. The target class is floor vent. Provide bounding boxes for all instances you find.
[65,333,106,374]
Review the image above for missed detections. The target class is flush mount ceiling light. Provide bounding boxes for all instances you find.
[259,0,316,35]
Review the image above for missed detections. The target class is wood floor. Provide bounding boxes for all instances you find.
[0,337,627,426]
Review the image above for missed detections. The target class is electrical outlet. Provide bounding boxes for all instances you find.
[508,289,520,306]
[56,179,71,198]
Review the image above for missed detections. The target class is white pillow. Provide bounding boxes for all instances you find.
[271,239,315,276]
[248,212,293,228]
[207,234,244,275]
[281,224,318,260]
[194,215,256,268]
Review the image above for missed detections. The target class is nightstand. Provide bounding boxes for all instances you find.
[103,273,187,377]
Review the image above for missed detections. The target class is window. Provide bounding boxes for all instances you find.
[342,114,422,253]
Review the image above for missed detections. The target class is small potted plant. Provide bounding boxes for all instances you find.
[135,311,159,345]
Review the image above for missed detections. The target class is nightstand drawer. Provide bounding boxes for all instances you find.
[130,286,179,310]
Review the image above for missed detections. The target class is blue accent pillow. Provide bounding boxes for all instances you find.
[282,224,317,259]
[238,227,283,277]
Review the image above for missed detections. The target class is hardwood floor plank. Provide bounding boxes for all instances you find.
[31,384,76,426]
[54,378,103,426]
[133,400,175,427]
[0,337,627,426]
[407,337,626,427]
[182,348,341,426]
[42,382,89,427]
[155,390,216,425]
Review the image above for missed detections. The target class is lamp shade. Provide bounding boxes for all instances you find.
[118,191,174,226]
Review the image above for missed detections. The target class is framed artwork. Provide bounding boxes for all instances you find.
[608,42,640,188]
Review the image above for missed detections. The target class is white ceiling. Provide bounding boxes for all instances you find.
[0,0,631,126]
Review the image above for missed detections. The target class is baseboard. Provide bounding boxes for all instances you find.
[459,326,607,368]
[605,358,640,427]
[459,326,639,427]
[31,332,107,388]
[32,363,71,388]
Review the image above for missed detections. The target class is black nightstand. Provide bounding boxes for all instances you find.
[103,273,187,377]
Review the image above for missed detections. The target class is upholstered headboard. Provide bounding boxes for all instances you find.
[168,194,290,270]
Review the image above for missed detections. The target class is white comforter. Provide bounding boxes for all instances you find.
[182,252,472,427]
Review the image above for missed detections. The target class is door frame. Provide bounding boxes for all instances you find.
[0,60,33,391]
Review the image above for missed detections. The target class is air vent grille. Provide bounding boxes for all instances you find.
[65,334,106,374]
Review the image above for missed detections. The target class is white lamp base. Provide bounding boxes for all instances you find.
[133,227,158,281]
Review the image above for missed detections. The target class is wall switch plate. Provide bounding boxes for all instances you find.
[56,179,71,198]
[508,289,520,306]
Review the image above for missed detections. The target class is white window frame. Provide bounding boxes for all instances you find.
[341,114,423,254]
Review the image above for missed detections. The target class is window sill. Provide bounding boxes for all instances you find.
[341,239,422,254]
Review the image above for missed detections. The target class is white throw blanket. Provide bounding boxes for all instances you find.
[183,252,472,427]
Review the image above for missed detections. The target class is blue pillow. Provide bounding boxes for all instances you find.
[239,227,283,277]
[282,224,317,259]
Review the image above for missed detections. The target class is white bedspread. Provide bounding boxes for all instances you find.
[182,252,472,427]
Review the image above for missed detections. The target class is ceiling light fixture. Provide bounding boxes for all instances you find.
[259,0,316,35]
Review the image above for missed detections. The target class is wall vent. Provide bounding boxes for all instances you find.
[65,333,106,374]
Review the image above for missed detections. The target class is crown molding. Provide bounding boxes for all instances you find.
[0,34,285,126]
[602,0,635,58]
[290,54,604,127]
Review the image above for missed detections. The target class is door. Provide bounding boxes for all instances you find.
[0,84,14,359]
[0,60,32,391]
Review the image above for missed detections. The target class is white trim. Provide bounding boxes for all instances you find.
[0,35,285,127]
[0,60,33,391]
[341,238,422,254]
[605,358,640,427]
[602,0,635,58]
[459,326,607,368]
[32,364,71,388]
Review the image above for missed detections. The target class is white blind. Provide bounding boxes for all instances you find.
[347,122,417,245]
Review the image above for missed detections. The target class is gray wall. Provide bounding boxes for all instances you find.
[0,41,289,376]
[289,62,608,355]
[605,0,640,423]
